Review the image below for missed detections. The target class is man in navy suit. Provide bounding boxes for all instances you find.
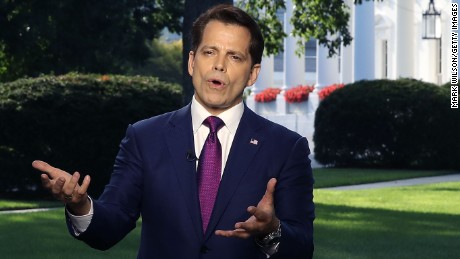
[33,4,314,258]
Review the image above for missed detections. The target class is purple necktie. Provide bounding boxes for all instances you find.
[197,116,224,233]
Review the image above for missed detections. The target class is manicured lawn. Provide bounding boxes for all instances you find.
[0,168,458,258]
[0,209,140,259]
[313,181,460,259]
[0,199,61,211]
[313,168,455,188]
[1,168,452,211]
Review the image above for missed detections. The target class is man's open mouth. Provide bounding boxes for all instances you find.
[209,79,225,87]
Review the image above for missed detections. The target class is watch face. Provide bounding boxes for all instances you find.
[267,237,280,246]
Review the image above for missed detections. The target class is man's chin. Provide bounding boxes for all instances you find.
[203,100,240,114]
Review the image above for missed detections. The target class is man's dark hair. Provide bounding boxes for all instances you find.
[190,4,264,65]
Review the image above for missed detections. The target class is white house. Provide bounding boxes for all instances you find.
[246,0,452,166]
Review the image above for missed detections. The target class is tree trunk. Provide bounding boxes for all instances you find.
[182,0,233,104]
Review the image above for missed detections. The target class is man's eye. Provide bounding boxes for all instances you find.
[231,55,241,61]
[204,50,213,55]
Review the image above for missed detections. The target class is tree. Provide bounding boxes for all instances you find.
[0,0,183,82]
[1,0,380,101]
[130,39,183,85]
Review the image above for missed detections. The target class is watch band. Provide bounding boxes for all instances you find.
[255,220,282,256]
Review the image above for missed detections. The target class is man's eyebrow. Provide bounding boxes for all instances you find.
[200,45,246,56]
[200,45,219,51]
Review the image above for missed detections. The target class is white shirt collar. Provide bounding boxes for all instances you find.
[191,95,244,134]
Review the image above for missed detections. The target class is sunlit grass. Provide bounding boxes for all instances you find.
[313,181,460,259]
[0,199,61,210]
[313,168,455,188]
[1,169,458,258]
[315,182,460,214]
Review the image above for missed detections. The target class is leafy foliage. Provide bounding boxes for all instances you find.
[0,0,183,82]
[237,0,287,56]
[314,79,459,169]
[238,0,381,57]
[129,39,183,85]
[0,73,183,198]
[291,0,351,56]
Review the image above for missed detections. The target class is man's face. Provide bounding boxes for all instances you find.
[188,20,260,115]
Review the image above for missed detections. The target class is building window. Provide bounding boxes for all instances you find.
[272,9,317,74]
[382,40,388,79]
[274,51,284,72]
[274,9,285,72]
[305,39,316,73]
[437,39,442,74]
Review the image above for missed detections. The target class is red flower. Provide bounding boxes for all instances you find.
[318,83,345,101]
[100,75,110,81]
[255,87,281,102]
[284,85,314,103]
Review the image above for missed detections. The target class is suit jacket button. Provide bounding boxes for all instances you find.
[200,245,209,253]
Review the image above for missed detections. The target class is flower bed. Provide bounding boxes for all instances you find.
[318,83,345,100]
[284,85,314,103]
[254,87,281,102]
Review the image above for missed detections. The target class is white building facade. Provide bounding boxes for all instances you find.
[246,0,451,166]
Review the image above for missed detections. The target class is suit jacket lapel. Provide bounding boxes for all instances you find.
[165,104,203,240]
[205,107,264,239]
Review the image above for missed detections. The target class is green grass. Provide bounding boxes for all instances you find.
[313,168,455,188]
[0,209,140,258]
[313,181,460,259]
[0,199,61,211]
[0,168,458,258]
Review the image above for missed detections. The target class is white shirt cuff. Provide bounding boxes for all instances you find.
[66,197,94,236]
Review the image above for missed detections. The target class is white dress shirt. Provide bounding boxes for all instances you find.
[191,96,243,174]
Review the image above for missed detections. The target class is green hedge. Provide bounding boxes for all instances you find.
[0,73,183,198]
[314,78,459,170]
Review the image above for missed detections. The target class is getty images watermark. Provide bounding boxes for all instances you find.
[452,2,458,108]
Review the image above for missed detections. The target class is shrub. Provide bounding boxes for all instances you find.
[254,87,281,102]
[314,78,459,169]
[284,85,314,103]
[0,73,183,198]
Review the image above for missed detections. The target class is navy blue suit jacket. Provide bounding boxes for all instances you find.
[69,104,315,259]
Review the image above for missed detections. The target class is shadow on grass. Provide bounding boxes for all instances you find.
[1,204,458,259]
[314,203,460,259]
[0,209,140,259]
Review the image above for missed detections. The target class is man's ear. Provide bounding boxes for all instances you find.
[188,51,195,76]
[246,64,261,87]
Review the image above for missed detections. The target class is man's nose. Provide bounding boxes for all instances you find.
[213,56,226,72]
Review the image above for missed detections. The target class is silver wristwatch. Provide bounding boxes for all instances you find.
[255,220,282,255]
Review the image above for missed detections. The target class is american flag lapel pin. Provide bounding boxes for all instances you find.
[250,138,258,145]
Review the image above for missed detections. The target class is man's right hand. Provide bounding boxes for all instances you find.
[32,160,91,215]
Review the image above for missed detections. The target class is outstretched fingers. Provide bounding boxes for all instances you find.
[32,160,70,180]
[32,160,91,204]
[215,178,279,239]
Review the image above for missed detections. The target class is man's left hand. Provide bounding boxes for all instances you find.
[215,178,280,239]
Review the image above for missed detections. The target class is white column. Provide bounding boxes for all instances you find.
[283,0,305,90]
[341,0,354,84]
[315,42,340,90]
[395,0,415,78]
[353,0,375,81]
[252,55,274,94]
[418,37,438,84]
